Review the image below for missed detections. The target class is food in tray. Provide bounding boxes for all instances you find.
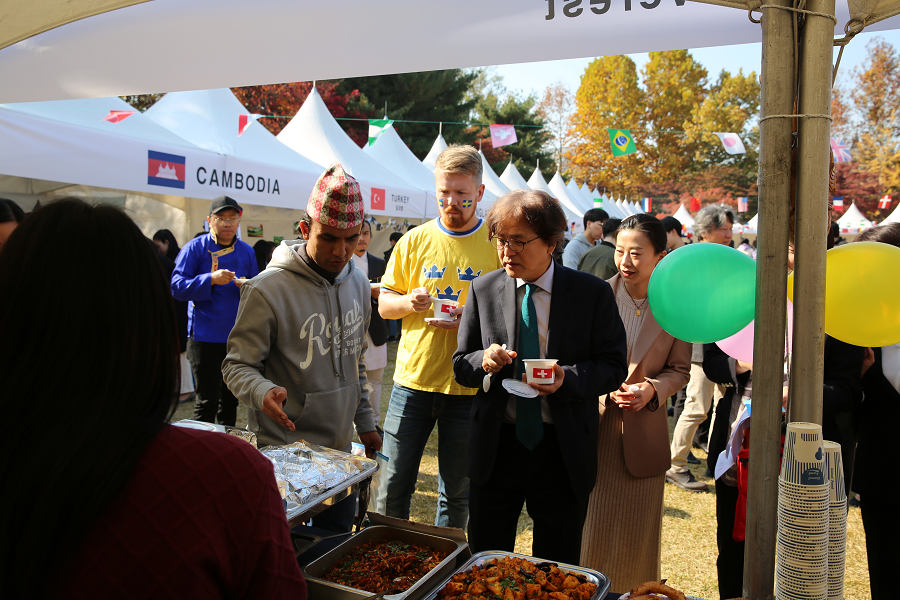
[261,440,370,508]
[626,581,686,600]
[438,556,598,600]
[322,540,449,593]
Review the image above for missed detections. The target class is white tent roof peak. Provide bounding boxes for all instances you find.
[500,161,529,191]
[547,171,585,223]
[422,133,448,172]
[565,176,592,212]
[363,124,436,196]
[579,182,595,207]
[837,201,874,233]
[883,201,900,224]
[673,203,696,226]
[479,151,510,198]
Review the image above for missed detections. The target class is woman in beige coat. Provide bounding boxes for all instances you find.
[580,214,691,590]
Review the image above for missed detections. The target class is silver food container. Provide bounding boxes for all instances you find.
[422,551,611,600]
[302,525,469,600]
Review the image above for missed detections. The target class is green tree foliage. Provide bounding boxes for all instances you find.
[336,70,478,158]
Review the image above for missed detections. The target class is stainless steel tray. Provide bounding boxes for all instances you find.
[286,459,378,526]
[422,551,611,600]
[302,525,469,600]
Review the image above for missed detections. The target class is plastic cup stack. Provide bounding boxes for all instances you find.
[776,422,830,600]
[824,441,847,600]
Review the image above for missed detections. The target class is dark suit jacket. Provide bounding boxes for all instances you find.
[855,346,898,498]
[366,252,388,347]
[452,264,628,499]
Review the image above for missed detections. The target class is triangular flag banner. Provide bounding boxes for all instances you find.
[714,132,747,155]
[879,195,892,209]
[102,110,135,124]
[830,138,851,163]
[832,196,844,208]
[489,124,517,148]
[608,129,637,156]
[239,113,264,137]
[368,119,393,146]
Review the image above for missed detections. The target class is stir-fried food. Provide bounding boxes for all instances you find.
[322,540,449,593]
[438,557,598,600]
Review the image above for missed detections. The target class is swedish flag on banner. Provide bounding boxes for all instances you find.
[607,129,637,157]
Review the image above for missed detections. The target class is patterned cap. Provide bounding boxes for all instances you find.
[307,163,365,229]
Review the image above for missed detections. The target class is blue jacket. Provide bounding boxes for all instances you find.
[172,234,259,343]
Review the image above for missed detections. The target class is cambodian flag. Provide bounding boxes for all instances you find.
[148,151,186,189]
[830,138,851,163]
[642,198,652,212]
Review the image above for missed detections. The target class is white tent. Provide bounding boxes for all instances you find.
[480,151,510,199]
[744,213,759,233]
[422,133,448,173]
[529,168,578,236]
[673,203,696,231]
[579,182,596,209]
[548,171,585,227]
[837,202,874,233]
[500,161,529,191]
[277,87,426,219]
[882,203,900,224]
[616,199,633,216]
[363,125,437,197]
[566,178,591,213]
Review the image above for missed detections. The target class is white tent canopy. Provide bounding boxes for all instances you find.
[500,161,529,191]
[882,202,900,224]
[531,169,578,235]
[480,152,510,199]
[579,182,595,208]
[363,125,437,197]
[547,171,585,225]
[616,199,633,216]
[673,203,696,229]
[277,87,426,219]
[566,178,591,213]
[837,202,874,233]
[422,133,448,173]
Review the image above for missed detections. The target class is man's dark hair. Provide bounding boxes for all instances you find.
[390,231,404,243]
[0,199,25,224]
[660,216,682,234]
[617,214,668,254]
[0,198,179,596]
[602,218,623,238]
[856,222,900,248]
[583,208,608,229]
[487,189,567,251]
[152,229,181,262]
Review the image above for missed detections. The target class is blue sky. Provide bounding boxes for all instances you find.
[492,30,900,98]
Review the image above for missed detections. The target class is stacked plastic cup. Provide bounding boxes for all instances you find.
[824,441,847,600]
[776,422,830,600]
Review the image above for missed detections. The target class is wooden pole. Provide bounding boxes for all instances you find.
[742,1,794,598]
[790,0,834,425]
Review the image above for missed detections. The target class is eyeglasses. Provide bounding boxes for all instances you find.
[490,235,541,253]
[212,216,240,225]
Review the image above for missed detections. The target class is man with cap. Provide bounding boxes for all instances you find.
[172,196,258,426]
[223,163,382,533]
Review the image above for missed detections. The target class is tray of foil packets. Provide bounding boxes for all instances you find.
[172,420,378,524]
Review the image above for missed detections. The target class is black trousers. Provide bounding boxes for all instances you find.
[715,479,745,600]
[862,495,898,599]
[187,339,239,426]
[468,423,588,566]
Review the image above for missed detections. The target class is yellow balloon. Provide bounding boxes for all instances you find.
[788,242,900,347]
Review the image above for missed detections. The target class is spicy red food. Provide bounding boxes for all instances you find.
[438,557,598,600]
[322,540,449,593]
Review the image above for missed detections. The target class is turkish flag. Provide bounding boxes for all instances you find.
[371,188,386,211]
[690,197,701,212]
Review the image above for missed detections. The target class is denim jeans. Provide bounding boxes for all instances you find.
[375,384,473,529]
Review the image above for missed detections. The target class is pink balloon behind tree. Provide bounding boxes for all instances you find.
[716,300,794,363]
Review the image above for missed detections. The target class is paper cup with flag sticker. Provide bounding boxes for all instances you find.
[522,359,558,385]
[432,299,458,320]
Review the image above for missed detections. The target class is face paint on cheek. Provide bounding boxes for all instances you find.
[438,198,445,208]
[462,198,472,208]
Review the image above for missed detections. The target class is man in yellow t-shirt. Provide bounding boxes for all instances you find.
[375,145,502,529]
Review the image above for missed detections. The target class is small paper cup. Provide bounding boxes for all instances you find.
[523,359,558,384]
[432,299,458,320]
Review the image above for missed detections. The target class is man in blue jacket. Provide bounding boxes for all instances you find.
[172,196,258,426]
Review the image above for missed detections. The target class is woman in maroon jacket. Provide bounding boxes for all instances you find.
[0,199,307,600]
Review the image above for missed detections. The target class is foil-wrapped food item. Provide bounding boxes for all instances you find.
[261,441,368,510]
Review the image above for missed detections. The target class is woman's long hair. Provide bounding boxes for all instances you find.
[153,228,181,262]
[0,199,179,595]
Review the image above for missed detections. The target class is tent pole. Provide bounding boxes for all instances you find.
[742,0,794,598]
[790,0,833,425]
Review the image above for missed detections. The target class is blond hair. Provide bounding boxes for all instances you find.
[435,144,483,183]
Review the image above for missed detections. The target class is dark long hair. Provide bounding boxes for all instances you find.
[0,199,179,596]
[153,228,181,261]
[617,213,668,254]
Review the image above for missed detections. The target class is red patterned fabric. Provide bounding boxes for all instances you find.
[59,426,307,600]
[307,162,365,229]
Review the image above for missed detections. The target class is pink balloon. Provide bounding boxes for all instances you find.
[716,300,793,364]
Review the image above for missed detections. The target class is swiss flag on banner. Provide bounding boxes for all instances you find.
[533,368,553,379]
[489,124,517,148]
[441,304,455,314]
[371,188,386,210]
[690,197,701,212]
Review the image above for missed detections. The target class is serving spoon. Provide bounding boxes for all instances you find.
[482,344,507,393]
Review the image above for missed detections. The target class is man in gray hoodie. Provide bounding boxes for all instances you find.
[223,163,382,531]
[561,208,608,269]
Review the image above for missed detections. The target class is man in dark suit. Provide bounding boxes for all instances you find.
[352,220,389,426]
[453,189,627,565]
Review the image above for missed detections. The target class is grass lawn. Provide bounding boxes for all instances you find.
[172,340,870,599]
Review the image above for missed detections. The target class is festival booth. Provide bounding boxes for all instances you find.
[499,161,529,191]
[566,178,592,213]
[529,167,579,236]
[421,133,448,173]
[882,201,900,224]
[579,183,596,208]
[835,201,874,233]
[548,171,586,222]
[672,203,696,233]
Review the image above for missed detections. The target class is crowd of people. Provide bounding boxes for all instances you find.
[0,144,896,599]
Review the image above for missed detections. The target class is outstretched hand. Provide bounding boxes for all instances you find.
[262,387,294,431]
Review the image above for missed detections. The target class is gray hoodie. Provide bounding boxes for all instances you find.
[223,240,375,450]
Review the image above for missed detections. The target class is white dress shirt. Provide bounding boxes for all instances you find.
[882,342,900,395]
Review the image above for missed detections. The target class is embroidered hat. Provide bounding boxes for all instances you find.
[307,163,365,229]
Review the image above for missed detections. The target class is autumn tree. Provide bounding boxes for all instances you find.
[536,82,575,174]
[120,94,164,111]
[567,56,647,195]
[641,50,708,183]
[232,81,372,144]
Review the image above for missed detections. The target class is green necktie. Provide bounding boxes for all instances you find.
[516,283,544,450]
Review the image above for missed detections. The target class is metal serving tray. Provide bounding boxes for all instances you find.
[302,525,469,600]
[421,551,611,600]
[285,459,378,526]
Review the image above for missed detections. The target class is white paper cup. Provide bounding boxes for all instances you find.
[781,422,827,485]
[522,359,558,384]
[432,299,458,320]
[823,441,846,503]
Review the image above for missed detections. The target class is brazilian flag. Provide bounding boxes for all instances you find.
[608,129,637,157]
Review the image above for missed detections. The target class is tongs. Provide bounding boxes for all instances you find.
[361,588,403,600]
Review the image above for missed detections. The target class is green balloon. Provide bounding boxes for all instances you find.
[648,243,757,343]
